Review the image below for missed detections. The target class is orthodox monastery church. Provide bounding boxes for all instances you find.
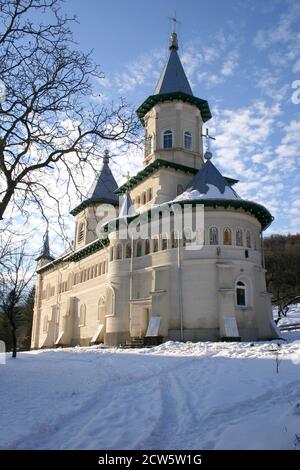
[31,32,278,349]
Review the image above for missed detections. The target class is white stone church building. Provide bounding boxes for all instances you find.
[31,32,278,349]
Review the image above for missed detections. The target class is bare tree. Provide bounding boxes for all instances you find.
[0,0,141,224]
[0,242,35,357]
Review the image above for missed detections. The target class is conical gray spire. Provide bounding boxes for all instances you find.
[71,150,119,215]
[86,150,119,205]
[154,32,193,96]
[36,229,54,262]
[175,158,241,201]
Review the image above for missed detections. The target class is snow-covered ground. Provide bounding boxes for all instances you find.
[1,309,300,450]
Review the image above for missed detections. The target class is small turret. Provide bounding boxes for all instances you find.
[35,229,54,267]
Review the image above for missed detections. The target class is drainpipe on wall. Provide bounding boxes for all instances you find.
[260,231,265,269]
[130,235,133,302]
[178,236,184,341]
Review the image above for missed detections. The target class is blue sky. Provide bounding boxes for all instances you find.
[37,0,300,247]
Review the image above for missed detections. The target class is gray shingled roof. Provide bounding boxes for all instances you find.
[174,159,241,201]
[36,230,54,262]
[154,37,193,96]
[70,153,119,215]
[86,156,119,205]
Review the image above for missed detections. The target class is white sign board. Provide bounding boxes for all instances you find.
[146,316,161,337]
[224,316,239,337]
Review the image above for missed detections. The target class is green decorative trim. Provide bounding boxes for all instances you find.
[38,198,271,274]
[116,158,238,194]
[136,92,212,123]
[174,199,274,230]
[37,237,109,274]
[70,198,118,217]
[105,198,273,234]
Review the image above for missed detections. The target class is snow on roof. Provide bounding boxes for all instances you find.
[174,159,241,202]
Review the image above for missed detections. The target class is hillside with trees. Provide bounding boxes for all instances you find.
[264,233,300,304]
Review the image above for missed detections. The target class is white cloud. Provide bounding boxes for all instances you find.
[221,50,239,76]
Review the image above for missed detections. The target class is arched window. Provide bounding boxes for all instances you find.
[171,231,178,248]
[184,131,192,150]
[115,243,122,260]
[136,240,142,257]
[223,228,232,245]
[177,184,184,196]
[147,188,153,202]
[246,230,251,248]
[136,195,141,206]
[236,229,243,247]
[161,234,168,250]
[142,191,147,205]
[209,227,219,245]
[77,222,85,243]
[236,281,246,307]
[145,135,152,156]
[79,304,86,326]
[163,130,173,149]
[98,297,105,322]
[125,242,132,258]
[153,237,159,253]
[145,239,150,255]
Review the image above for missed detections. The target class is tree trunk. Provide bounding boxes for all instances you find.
[9,316,17,358]
[0,183,16,221]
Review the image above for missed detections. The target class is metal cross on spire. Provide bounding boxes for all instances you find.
[168,13,181,33]
[123,170,131,182]
[201,128,216,152]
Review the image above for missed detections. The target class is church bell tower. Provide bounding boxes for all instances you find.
[137,31,212,170]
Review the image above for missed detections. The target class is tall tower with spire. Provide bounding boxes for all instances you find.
[137,31,211,170]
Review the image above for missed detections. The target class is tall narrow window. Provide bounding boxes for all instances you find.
[145,239,150,255]
[162,234,168,250]
[236,229,243,247]
[98,297,105,322]
[147,188,153,202]
[109,247,113,262]
[115,244,122,260]
[184,131,192,150]
[246,230,251,248]
[153,237,159,253]
[77,222,85,243]
[223,228,232,245]
[236,281,246,307]
[209,227,219,245]
[142,191,147,205]
[177,184,184,196]
[145,135,152,156]
[163,130,173,149]
[79,304,86,326]
[171,231,178,248]
[136,240,142,257]
[125,242,132,258]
